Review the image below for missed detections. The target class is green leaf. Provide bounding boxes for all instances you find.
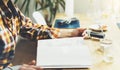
[25,0,30,16]
[20,0,27,10]
[14,0,19,4]
[59,0,65,10]
[35,1,38,10]
[14,0,65,25]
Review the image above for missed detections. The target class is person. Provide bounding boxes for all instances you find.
[0,0,86,70]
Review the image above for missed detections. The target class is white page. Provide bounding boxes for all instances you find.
[37,37,92,68]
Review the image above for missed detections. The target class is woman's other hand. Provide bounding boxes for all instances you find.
[19,60,43,70]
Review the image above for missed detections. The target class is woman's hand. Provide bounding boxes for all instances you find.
[71,28,86,37]
[19,60,43,70]
[58,28,86,38]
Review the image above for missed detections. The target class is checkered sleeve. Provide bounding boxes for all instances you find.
[17,9,60,40]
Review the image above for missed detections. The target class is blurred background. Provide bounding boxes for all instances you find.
[14,0,120,26]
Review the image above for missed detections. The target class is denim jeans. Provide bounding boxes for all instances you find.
[3,65,21,70]
[3,65,63,70]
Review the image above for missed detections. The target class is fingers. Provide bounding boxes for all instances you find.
[32,66,43,70]
[77,28,86,32]
[19,60,43,70]
[29,60,36,65]
[71,28,86,37]
[82,30,91,39]
[19,64,43,70]
[77,28,86,36]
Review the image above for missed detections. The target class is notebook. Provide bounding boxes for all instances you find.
[37,37,92,68]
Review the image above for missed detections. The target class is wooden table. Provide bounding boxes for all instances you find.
[53,13,120,70]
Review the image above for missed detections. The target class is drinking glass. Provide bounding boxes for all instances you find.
[100,39,113,63]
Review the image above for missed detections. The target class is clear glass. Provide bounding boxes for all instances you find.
[100,39,113,63]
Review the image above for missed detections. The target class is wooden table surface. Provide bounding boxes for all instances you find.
[53,13,120,70]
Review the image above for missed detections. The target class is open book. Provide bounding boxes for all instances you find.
[37,37,92,68]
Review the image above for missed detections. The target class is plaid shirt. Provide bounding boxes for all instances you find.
[0,0,59,69]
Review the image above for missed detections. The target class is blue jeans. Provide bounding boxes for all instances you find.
[3,65,21,70]
[3,66,63,70]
